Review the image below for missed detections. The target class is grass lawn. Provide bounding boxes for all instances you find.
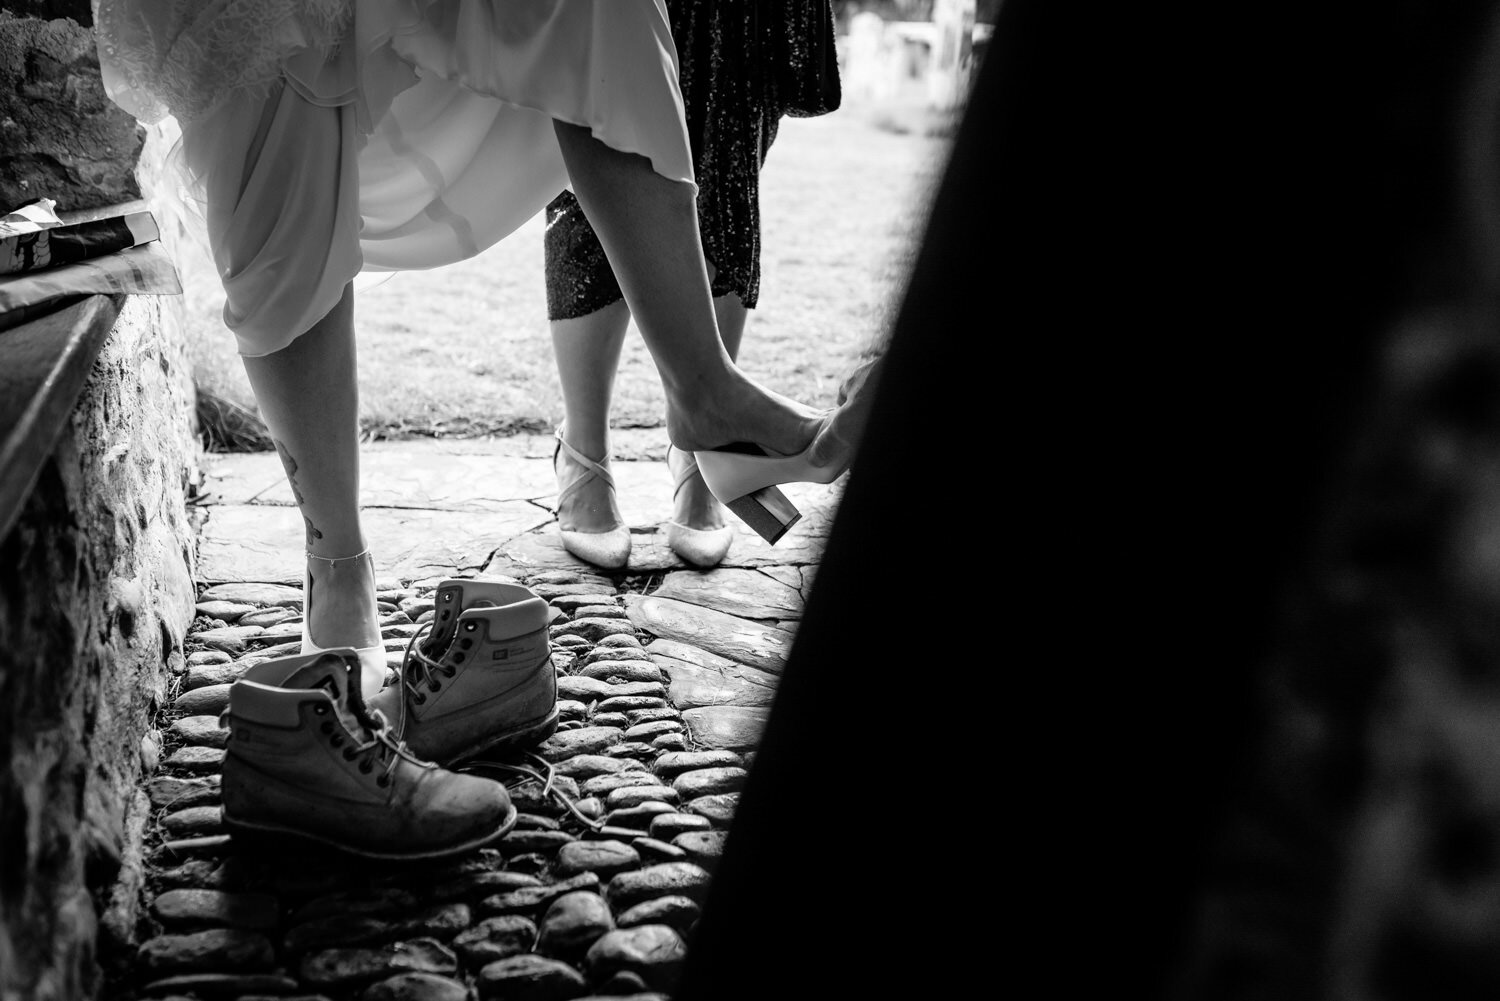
[182,95,954,447]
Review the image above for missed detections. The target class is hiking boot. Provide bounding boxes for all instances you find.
[370,578,559,766]
[221,648,516,859]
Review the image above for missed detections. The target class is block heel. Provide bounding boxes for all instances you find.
[694,437,845,545]
[725,486,802,544]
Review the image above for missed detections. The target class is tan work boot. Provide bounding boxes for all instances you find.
[221,648,516,859]
[370,578,558,766]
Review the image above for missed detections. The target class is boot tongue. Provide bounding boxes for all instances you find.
[287,654,368,738]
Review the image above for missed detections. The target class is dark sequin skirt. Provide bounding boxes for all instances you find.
[544,0,836,320]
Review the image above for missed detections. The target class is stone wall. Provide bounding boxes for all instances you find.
[0,1,142,212]
[0,291,198,1001]
[0,5,197,998]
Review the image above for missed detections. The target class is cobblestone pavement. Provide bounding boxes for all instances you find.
[113,431,842,1001]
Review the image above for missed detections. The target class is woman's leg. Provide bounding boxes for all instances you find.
[670,292,748,531]
[551,122,825,457]
[240,285,383,693]
[550,299,631,534]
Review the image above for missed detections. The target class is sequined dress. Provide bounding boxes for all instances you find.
[92,0,695,356]
[543,0,840,318]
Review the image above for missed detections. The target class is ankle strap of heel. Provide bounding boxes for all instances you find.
[307,548,371,569]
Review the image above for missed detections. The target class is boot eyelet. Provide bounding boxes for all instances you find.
[453,653,465,664]
[464,622,476,632]
[414,694,427,705]
[330,735,344,748]
[459,638,474,650]
[430,680,441,692]
[442,666,457,678]
[359,761,373,774]
[377,775,391,787]
[314,704,329,715]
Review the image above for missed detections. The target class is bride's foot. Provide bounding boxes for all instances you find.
[665,371,828,458]
[302,550,386,699]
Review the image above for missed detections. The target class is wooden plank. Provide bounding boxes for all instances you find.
[0,293,122,541]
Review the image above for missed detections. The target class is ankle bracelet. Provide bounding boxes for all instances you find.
[306,548,371,569]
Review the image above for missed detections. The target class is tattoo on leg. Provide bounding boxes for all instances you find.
[274,439,323,543]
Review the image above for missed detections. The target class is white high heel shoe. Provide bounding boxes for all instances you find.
[553,428,632,569]
[694,434,848,545]
[664,446,733,567]
[301,549,387,701]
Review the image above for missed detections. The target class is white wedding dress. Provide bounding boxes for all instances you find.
[91,0,695,356]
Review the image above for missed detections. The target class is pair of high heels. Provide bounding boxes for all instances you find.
[552,429,734,569]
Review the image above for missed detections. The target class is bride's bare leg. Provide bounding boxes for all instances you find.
[240,285,382,692]
[551,122,824,456]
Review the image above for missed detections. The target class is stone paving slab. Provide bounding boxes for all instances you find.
[623,596,796,674]
[198,504,552,584]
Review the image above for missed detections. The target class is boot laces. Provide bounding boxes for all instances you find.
[351,707,429,785]
[464,752,606,833]
[399,621,455,703]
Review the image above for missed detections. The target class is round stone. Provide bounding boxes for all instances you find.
[300,938,458,989]
[594,633,642,649]
[581,772,664,798]
[537,726,623,762]
[623,721,682,742]
[581,648,654,669]
[630,838,688,863]
[451,915,537,967]
[360,972,470,1001]
[169,715,229,748]
[625,707,681,726]
[605,786,679,810]
[583,925,687,992]
[578,659,663,683]
[476,953,588,1000]
[552,839,641,880]
[651,750,744,778]
[684,793,739,826]
[647,813,711,842]
[604,802,678,831]
[651,732,687,751]
[161,806,225,837]
[671,766,748,800]
[152,889,279,931]
[500,829,576,855]
[671,830,729,873]
[616,895,701,937]
[553,754,647,780]
[604,862,712,911]
[163,746,226,774]
[537,890,615,961]
[589,712,629,728]
[137,929,276,976]
[596,696,668,714]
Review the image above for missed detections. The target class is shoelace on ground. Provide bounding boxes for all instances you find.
[463,752,608,834]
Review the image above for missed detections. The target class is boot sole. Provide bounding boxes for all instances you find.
[222,801,518,861]
[445,706,561,767]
